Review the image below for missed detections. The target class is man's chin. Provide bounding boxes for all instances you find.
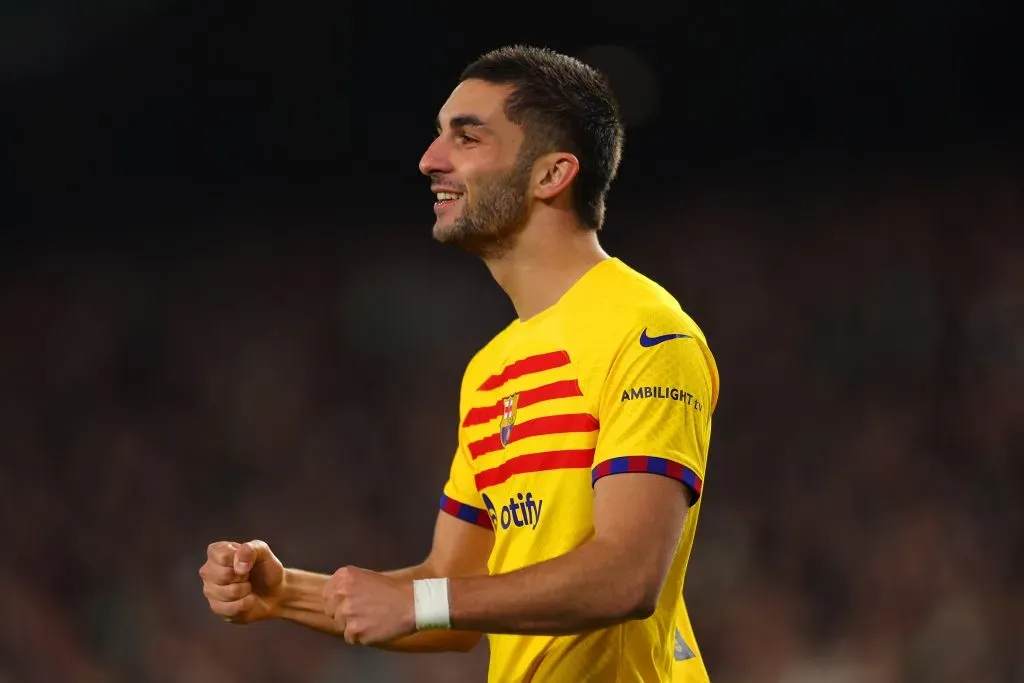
[432,219,463,244]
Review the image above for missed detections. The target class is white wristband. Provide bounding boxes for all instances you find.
[412,578,451,631]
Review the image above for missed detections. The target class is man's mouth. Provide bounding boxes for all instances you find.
[433,190,464,211]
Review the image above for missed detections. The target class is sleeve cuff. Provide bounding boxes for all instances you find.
[439,494,494,529]
[591,456,703,506]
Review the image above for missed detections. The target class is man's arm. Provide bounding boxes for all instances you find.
[322,312,710,644]
[445,472,690,635]
[328,472,691,645]
[275,511,493,651]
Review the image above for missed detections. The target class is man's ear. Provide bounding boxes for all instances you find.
[532,152,580,200]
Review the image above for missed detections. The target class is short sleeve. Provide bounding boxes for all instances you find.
[440,442,494,530]
[592,313,716,506]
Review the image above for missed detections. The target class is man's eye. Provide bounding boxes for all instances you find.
[458,134,477,144]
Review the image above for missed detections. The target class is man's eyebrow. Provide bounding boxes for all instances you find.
[435,114,487,132]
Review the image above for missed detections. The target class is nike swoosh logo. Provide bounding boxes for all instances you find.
[639,328,691,347]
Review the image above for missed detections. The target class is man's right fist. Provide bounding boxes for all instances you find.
[199,540,285,624]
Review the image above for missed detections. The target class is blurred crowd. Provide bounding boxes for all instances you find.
[1,165,1022,683]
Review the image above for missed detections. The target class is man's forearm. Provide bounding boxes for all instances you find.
[448,537,655,636]
[276,566,482,652]
[273,568,338,634]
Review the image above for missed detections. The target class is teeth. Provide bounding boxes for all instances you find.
[436,192,460,201]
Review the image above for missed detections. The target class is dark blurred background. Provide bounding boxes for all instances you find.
[2,1,1022,681]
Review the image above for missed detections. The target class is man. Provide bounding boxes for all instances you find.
[200,45,719,682]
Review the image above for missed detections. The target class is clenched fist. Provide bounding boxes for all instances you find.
[199,540,284,624]
[323,566,416,645]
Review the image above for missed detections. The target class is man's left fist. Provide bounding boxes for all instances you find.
[322,566,416,645]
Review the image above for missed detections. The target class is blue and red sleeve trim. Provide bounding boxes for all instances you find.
[439,494,493,529]
[592,456,703,506]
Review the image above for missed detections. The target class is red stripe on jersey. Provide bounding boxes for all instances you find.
[467,413,599,458]
[475,449,596,489]
[462,379,583,427]
[477,351,571,391]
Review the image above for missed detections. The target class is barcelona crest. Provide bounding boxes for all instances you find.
[499,393,519,447]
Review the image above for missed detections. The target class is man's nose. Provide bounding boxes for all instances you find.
[418,137,452,177]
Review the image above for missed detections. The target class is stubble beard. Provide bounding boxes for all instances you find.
[432,156,533,259]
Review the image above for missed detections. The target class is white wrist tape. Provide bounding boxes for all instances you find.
[412,578,451,631]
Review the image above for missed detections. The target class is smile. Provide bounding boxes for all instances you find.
[433,191,464,212]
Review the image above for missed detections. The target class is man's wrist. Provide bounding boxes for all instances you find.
[412,577,451,631]
[272,567,323,618]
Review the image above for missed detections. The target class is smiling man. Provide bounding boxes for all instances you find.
[199,45,720,683]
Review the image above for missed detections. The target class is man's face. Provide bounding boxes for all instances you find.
[418,79,535,256]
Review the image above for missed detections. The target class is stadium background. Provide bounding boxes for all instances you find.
[2,1,1022,681]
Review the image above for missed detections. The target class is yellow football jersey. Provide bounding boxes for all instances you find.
[440,258,719,683]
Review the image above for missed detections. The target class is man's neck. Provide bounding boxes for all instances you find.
[483,222,609,322]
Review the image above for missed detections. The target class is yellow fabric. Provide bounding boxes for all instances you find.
[441,259,719,682]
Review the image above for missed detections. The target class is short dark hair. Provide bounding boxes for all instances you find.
[460,45,624,231]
